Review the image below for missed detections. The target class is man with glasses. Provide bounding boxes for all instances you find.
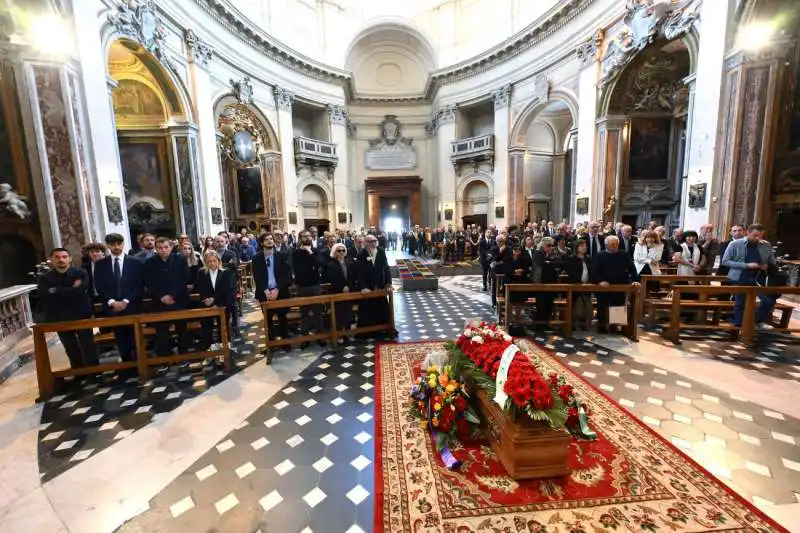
[253,234,292,353]
[356,234,393,333]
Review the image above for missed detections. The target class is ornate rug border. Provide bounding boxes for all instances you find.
[373,339,789,533]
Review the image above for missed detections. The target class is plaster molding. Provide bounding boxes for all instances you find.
[327,104,348,125]
[274,86,294,112]
[184,28,214,66]
[492,85,512,109]
[576,30,604,65]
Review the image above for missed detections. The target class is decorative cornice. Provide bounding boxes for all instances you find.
[108,0,174,69]
[230,76,253,104]
[327,104,348,125]
[599,0,701,88]
[184,29,214,66]
[188,0,596,104]
[493,85,512,109]
[576,29,604,65]
[274,86,294,112]
[724,42,794,70]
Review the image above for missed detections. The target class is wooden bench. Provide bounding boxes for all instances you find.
[32,306,231,400]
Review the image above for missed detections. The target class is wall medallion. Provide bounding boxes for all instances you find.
[233,130,256,163]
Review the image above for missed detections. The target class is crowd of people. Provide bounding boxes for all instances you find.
[473,220,779,334]
[36,218,779,374]
[37,226,392,374]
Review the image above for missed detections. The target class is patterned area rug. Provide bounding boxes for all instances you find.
[374,341,786,532]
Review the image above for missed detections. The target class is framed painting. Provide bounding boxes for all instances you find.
[576,197,589,215]
[628,117,671,180]
[236,166,264,215]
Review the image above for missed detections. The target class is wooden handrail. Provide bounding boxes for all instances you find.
[33,306,231,400]
[260,289,395,364]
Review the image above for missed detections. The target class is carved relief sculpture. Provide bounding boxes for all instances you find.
[230,76,254,105]
[0,184,31,218]
[365,115,417,170]
[184,29,214,66]
[107,0,173,68]
[576,30,604,65]
[600,0,700,87]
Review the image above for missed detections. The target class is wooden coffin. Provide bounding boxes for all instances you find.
[474,387,570,479]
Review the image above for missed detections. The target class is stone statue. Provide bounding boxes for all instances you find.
[0,183,31,218]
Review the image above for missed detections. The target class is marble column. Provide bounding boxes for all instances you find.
[507,146,526,224]
[260,152,285,229]
[593,116,626,223]
[24,63,98,258]
[551,153,566,222]
[185,29,219,234]
[167,126,202,242]
[436,105,457,227]
[711,43,790,234]
[566,129,578,222]
[275,87,298,231]
[493,85,511,227]
[328,104,348,230]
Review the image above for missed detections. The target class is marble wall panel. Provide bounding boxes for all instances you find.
[67,71,96,243]
[175,136,198,241]
[34,67,85,258]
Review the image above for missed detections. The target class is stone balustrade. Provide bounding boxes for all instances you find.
[0,285,35,355]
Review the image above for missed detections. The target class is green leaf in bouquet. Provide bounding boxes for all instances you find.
[435,431,448,451]
[464,409,480,424]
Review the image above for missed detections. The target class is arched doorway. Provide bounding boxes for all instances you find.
[597,39,691,230]
[459,177,491,230]
[215,95,284,232]
[510,93,578,224]
[107,39,201,243]
[301,184,330,233]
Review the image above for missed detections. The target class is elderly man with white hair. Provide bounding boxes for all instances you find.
[591,234,635,334]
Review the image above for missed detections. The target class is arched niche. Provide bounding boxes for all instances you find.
[596,37,692,230]
[299,180,332,232]
[107,38,203,243]
[508,94,577,224]
[214,95,285,231]
[457,174,492,230]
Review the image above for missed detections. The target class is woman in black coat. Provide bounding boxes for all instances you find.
[195,250,237,350]
[564,239,594,330]
[324,243,358,343]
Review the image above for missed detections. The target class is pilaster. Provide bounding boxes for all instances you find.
[328,104,349,229]
[274,86,298,230]
[593,116,626,223]
[493,86,511,227]
[575,50,600,223]
[436,105,457,226]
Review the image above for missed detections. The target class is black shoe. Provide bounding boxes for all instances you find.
[300,341,310,349]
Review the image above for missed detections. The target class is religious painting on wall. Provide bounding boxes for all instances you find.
[105,196,123,223]
[112,79,164,120]
[444,209,453,221]
[119,141,170,210]
[211,207,222,225]
[236,167,264,215]
[495,206,504,219]
[576,197,589,215]
[628,117,671,180]
[688,183,707,208]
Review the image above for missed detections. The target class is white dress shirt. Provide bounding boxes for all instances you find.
[209,268,218,290]
[108,254,130,305]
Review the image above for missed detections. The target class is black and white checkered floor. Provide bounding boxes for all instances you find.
[25,276,800,531]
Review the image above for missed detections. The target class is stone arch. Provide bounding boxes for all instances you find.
[298,180,333,225]
[101,26,195,123]
[457,173,493,220]
[510,88,579,147]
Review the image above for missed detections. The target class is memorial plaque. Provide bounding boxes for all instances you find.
[366,146,417,170]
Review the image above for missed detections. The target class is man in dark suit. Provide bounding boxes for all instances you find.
[583,222,606,260]
[294,230,325,347]
[253,233,292,352]
[38,248,98,368]
[81,242,107,303]
[618,224,637,258]
[478,230,494,291]
[94,233,144,362]
[591,235,634,334]
[356,234,392,331]
[145,237,191,356]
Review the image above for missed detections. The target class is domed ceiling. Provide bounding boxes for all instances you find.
[228,0,559,69]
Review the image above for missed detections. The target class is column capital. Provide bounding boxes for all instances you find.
[327,104,348,125]
[576,30,603,66]
[274,86,294,112]
[184,29,214,67]
[492,85,511,109]
[438,104,457,125]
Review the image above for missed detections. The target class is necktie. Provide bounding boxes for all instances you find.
[114,257,122,298]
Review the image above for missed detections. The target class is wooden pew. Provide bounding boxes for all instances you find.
[638,275,729,326]
[261,289,395,364]
[662,284,800,346]
[504,283,640,341]
[32,306,231,400]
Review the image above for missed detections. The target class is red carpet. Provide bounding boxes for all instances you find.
[374,340,786,532]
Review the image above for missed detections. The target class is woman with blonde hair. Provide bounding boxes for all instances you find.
[195,249,237,351]
[324,243,358,343]
[633,229,664,280]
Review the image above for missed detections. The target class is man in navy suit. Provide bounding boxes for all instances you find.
[145,237,191,356]
[94,233,144,362]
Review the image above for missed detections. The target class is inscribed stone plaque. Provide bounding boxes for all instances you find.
[365,145,417,170]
